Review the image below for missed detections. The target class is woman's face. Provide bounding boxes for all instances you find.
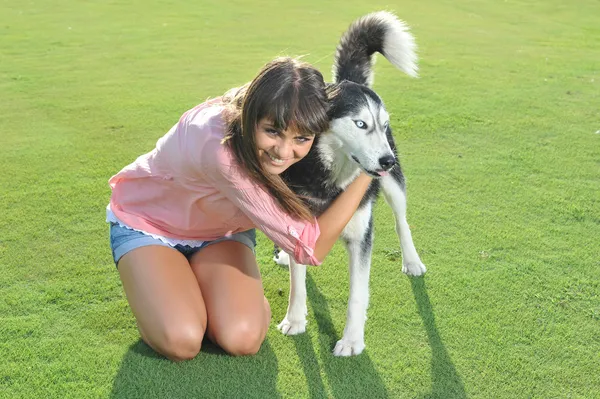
[255,118,315,174]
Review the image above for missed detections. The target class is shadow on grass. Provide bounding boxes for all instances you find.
[289,274,390,399]
[410,277,467,399]
[110,337,280,398]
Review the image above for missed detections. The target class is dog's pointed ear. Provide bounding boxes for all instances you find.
[325,83,343,119]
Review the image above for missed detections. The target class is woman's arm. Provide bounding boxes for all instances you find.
[312,172,373,262]
[205,154,373,265]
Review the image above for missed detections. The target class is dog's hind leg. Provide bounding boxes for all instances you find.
[273,245,290,267]
[277,257,309,335]
[381,170,426,276]
[334,204,373,356]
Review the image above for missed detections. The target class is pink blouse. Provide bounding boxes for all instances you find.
[108,98,321,265]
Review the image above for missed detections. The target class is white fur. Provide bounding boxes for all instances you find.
[277,259,308,335]
[333,204,373,356]
[316,133,361,189]
[375,11,419,78]
[381,175,426,276]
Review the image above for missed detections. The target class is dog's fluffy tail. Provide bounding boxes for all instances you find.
[332,11,418,87]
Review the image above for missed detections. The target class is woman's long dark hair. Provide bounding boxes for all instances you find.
[222,57,329,221]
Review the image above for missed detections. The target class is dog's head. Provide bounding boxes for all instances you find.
[325,82,396,177]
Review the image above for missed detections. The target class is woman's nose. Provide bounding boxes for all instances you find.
[275,139,293,158]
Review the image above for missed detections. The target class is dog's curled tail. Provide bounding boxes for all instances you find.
[332,11,418,87]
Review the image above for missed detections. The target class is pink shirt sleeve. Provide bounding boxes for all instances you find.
[209,159,321,266]
[194,126,322,265]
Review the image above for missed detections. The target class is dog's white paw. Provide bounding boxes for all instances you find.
[277,317,307,335]
[273,250,290,267]
[402,260,426,276]
[333,338,366,357]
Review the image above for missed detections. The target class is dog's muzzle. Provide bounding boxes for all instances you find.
[351,155,395,177]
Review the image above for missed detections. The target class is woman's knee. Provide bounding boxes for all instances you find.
[214,319,267,356]
[146,323,205,361]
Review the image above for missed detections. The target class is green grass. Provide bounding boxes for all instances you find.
[1,0,599,397]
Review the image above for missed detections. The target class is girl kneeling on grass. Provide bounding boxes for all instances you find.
[107,57,372,360]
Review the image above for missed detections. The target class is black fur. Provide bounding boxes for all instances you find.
[326,82,383,120]
[333,15,389,86]
[361,216,374,258]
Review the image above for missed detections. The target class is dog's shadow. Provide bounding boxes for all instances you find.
[411,277,467,399]
[291,274,467,399]
[290,274,390,398]
[109,337,281,398]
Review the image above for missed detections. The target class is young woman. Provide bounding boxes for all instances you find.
[107,57,373,360]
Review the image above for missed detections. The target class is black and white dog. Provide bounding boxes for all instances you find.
[273,11,426,356]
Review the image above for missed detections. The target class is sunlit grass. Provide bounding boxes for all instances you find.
[1,0,599,397]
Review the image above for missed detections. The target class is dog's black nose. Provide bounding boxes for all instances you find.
[378,155,396,170]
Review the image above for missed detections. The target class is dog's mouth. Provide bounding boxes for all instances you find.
[351,155,391,177]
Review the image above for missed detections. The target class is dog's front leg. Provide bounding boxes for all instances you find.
[381,171,426,276]
[277,255,308,335]
[334,204,373,356]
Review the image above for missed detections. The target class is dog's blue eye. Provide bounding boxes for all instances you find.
[354,120,367,129]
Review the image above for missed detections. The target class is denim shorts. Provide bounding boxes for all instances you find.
[109,222,256,266]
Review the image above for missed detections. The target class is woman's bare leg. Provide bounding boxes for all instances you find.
[189,241,271,356]
[117,245,207,361]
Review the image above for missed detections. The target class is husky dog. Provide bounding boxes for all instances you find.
[274,11,427,356]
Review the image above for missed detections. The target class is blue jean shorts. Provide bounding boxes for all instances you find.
[109,222,256,267]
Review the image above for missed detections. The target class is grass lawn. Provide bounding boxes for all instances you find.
[1,0,599,397]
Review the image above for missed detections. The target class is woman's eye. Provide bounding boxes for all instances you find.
[265,128,279,136]
[295,136,312,144]
[354,120,367,129]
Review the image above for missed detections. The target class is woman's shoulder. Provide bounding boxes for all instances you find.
[183,97,228,129]
[177,101,238,169]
